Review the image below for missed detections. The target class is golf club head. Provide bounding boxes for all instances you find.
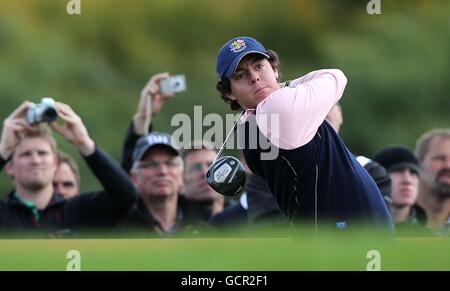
[205,156,246,197]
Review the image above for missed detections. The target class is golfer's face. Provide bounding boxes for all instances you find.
[227,57,280,110]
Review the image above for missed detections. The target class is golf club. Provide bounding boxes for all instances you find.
[205,111,246,196]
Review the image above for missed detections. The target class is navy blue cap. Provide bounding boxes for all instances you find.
[372,145,421,174]
[216,36,269,79]
[132,131,179,164]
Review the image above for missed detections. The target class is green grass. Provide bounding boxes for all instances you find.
[0,236,449,270]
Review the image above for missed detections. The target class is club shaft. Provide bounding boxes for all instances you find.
[213,111,245,164]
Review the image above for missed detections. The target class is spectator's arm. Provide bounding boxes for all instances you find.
[75,145,138,226]
[121,72,172,172]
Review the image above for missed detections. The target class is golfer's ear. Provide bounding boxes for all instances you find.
[225,92,237,101]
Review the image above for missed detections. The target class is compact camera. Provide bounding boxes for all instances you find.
[160,75,186,94]
[26,97,58,124]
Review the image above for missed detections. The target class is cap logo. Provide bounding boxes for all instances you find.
[146,134,170,145]
[229,39,246,53]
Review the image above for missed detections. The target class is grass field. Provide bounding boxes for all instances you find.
[0,235,449,271]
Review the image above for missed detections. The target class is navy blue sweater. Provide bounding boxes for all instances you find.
[243,118,393,231]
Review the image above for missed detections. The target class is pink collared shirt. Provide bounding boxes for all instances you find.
[241,69,347,150]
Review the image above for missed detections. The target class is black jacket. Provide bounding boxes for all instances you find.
[0,146,137,236]
[395,204,429,236]
[117,197,184,237]
[120,122,218,236]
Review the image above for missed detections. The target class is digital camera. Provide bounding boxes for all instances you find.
[160,75,186,94]
[26,97,58,124]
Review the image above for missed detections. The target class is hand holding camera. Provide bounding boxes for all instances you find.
[159,75,186,94]
[0,101,34,159]
[26,97,58,124]
[49,102,95,156]
[133,72,186,135]
[1,99,94,158]
[1,98,60,159]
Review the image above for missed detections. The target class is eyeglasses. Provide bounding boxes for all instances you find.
[136,158,182,169]
[187,161,213,173]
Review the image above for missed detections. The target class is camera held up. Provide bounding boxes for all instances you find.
[26,97,58,124]
[160,75,187,94]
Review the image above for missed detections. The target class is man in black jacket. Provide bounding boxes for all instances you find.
[0,101,137,237]
[119,131,186,236]
[120,73,220,236]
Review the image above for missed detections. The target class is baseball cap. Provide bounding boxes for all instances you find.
[132,132,180,164]
[216,36,269,79]
[372,145,421,174]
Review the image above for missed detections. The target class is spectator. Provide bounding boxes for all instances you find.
[121,72,174,174]
[415,129,450,233]
[180,140,225,222]
[355,156,392,208]
[120,73,217,236]
[209,191,248,231]
[0,101,137,236]
[373,145,427,235]
[119,131,185,236]
[53,151,80,199]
